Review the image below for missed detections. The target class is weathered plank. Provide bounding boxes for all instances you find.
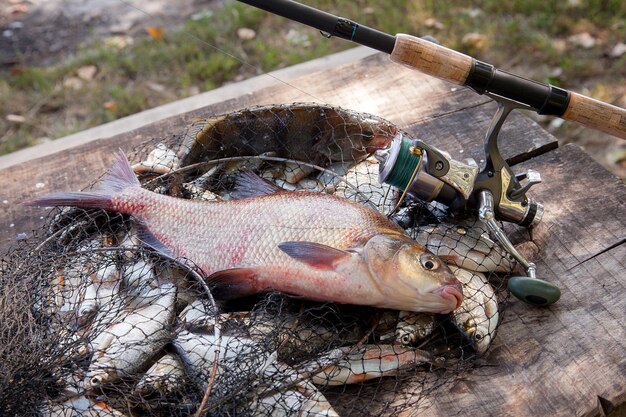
[0,53,556,253]
[418,144,626,417]
[2,53,616,417]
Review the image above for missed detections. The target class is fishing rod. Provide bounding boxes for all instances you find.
[237,0,626,140]
[234,0,625,306]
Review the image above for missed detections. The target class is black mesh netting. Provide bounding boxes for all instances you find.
[0,103,517,416]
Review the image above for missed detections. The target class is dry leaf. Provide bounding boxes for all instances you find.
[146,26,165,40]
[236,27,256,41]
[568,32,596,49]
[6,114,26,123]
[608,42,626,58]
[104,35,134,50]
[77,65,97,81]
[63,77,83,90]
[462,33,487,51]
[103,100,118,112]
[424,18,444,30]
[7,4,29,14]
[146,81,165,92]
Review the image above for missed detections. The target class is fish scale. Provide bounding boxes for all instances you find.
[133,188,394,273]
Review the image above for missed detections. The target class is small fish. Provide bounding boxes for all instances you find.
[43,395,127,417]
[178,298,218,331]
[86,283,176,388]
[132,143,180,175]
[303,344,432,386]
[134,353,186,398]
[173,330,264,394]
[413,222,516,273]
[449,266,499,354]
[332,155,393,210]
[249,360,340,417]
[28,151,463,314]
[395,311,437,346]
[177,103,398,169]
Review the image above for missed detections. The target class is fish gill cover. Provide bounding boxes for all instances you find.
[0,103,512,416]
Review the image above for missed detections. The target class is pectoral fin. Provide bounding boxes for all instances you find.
[135,222,175,258]
[206,268,260,299]
[278,241,352,270]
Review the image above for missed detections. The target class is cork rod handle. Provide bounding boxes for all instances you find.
[390,34,472,85]
[561,92,626,139]
[390,33,626,139]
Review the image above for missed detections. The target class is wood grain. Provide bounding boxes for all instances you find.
[1,53,623,416]
[419,144,626,417]
[562,91,626,140]
[390,34,473,85]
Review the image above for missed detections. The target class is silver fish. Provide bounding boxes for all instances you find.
[449,266,499,354]
[86,283,176,388]
[134,352,186,398]
[303,344,432,386]
[395,311,437,346]
[249,360,339,417]
[413,222,516,273]
[43,395,127,417]
[173,330,265,394]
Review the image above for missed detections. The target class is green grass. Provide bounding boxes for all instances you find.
[1,0,625,156]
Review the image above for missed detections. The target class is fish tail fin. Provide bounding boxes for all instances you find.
[25,149,140,210]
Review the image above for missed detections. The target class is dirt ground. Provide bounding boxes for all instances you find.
[0,0,215,65]
[1,0,625,178]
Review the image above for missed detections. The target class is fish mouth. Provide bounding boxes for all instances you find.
[433,283,464,313]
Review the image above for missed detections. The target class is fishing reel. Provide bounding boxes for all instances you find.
[376,93,561,306]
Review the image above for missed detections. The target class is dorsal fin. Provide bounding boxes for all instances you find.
[231,171,282,199]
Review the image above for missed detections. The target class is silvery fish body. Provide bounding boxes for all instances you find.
[134,353,186,397]
[42,396,127,417]
[28,152,463,314]
[302,344,432,386]
[449,266,499,354]
[86,283,176,388]
[414,222,516,273]
[248,360,340,417]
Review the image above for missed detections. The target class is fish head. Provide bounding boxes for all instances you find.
[85,368,114,389]
[356,118,398,154]
[363,234,463,314]
[450,266,499,354]
[325,114,397,161]
[454,298,499,355]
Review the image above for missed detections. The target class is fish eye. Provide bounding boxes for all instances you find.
[419,254,440,271]
[475,333,484,341]
[400,334,412,345]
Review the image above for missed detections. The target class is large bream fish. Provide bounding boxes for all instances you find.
[28,151,462,313]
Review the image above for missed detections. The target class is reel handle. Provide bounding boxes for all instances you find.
[508,276,561,306]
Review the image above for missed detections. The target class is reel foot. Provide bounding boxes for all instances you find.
[508,276,561,306]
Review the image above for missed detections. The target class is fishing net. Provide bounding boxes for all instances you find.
[1,103,516,416]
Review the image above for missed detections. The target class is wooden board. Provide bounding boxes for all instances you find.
[417,144,626,417]
[0,53,556,253]
[1,53,622,416]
